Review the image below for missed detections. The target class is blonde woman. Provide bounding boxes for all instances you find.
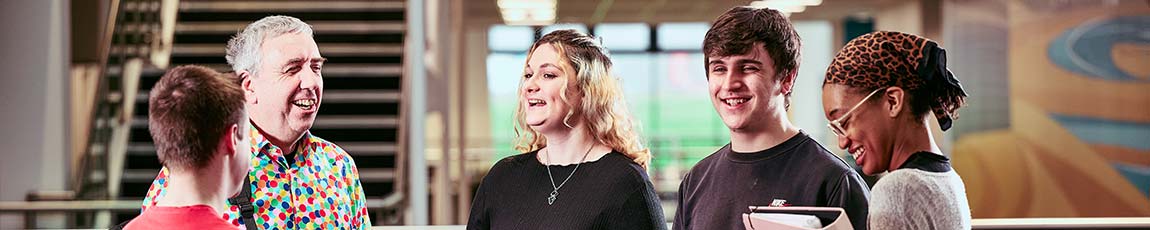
[467,29,666,230]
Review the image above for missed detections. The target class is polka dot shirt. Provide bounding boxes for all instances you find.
[141,124,373,229]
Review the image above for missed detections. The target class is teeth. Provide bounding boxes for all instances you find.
[724,98,747,105]
[528,99,545,106]
[293,99,315,107]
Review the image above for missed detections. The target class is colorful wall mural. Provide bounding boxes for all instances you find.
[952,0,1150,218]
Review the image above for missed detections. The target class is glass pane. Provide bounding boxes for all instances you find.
[486,53,527,160]
[790,21,836,146]
[595,23,650,51]
[657,22,709,51]
[541,23,588,35]
[488,25,534,52]
[650,52,726,170]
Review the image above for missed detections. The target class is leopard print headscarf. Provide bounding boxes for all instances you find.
[824,31,967,131]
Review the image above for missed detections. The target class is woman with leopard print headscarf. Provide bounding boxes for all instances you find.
[821,31,971,229]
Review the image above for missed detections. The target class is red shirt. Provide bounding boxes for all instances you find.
[142,126,372,229]
[125,205,239,230]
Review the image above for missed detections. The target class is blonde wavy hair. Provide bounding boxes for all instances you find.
[512,29,651,168]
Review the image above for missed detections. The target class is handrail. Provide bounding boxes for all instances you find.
[1,199,406,213]
[0,200,141,212]
[61,0,179,228]
[70,0,121,199]
[4,196,1149,229]
[972,217,1150,229]
[3,198,1149,230]
[72,0,180,201]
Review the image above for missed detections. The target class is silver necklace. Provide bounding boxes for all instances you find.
[545,145,594,205]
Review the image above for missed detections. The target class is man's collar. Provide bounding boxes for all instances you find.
[250,121,271,152]
[249,121,315,157]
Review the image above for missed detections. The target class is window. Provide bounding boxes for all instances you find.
[657,22,709,51]
[541,23,588,35]
[484,21,835,192]
[488,25,534,52]
[594,23,650,52]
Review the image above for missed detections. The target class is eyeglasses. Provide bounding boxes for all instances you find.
[827,88,885,137]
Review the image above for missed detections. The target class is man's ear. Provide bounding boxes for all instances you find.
[779,70,798,95]
[239,71,256,104]
[883,86,906,118]
[220,124,240,157]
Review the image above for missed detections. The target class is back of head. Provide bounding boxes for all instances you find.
[514,29,651,167]
[703,6,802,109]
[225,15,314,74]
[148,65,246,171]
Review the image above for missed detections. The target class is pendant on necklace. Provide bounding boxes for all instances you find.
[548,190,559,205]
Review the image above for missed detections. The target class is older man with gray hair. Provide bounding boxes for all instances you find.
[140,15,372,229]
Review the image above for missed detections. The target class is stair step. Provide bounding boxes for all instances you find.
[127,142,396,157]
[170,55,400,66]
[176,33,404,44]
[114,63,401,77]
[122,169,160,183]
[358,169,396,182]
[180,11,405,23]
[121,0,163,11]
[323,90,401,103]
[338,143,397,156]
[111,0,405,208]
[118,182,395,199]
[313,115,399,128]
[177,21,403,34]
[314,64,403,77]
[133,115,397,129]
[308,128,398,142]
[129,78,400,101]
[132,102,400,120]
[123,145,396,171]
[115,43,404,59]
[135,89,399,103]
[122,165,395,183]
[171,43,403,56]
[180,1,404,12]
[117,21,175,34]
[105,66,167,77]
[89,143,106,157]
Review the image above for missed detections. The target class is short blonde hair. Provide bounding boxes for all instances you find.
[513,29,651,167]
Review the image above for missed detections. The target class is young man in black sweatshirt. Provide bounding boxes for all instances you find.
[673,6,871,230]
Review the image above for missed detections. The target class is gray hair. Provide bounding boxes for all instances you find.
[225,15,314,75]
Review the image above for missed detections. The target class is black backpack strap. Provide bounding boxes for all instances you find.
[109,219,130,230]
[227,175,259,230]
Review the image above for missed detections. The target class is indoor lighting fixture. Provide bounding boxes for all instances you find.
[498,0,556,25]
[749,0,822,15]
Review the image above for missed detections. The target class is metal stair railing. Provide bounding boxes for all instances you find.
[65,0,178,228]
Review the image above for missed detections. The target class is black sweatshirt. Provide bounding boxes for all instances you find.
[673,131,871,230]
[468,151,667,230]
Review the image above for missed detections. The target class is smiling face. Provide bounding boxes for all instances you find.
[822,84,895,175]
[707,45,791,133]
[241,32,325,145]
[521,43,581,135]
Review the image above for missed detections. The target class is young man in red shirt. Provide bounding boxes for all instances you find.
[124,65,250,230]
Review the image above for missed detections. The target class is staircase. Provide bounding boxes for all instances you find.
[112,0,405,224]
[67,0,177,227]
